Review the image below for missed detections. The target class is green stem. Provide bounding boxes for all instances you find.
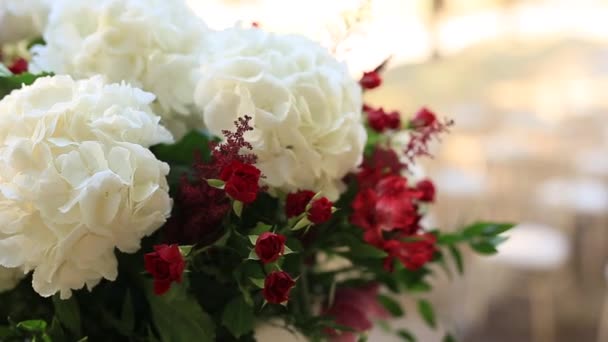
[299,259,312,316]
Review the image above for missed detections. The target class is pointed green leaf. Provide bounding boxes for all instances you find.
[417,299,436,329]
[248,249,259,260]
[233,201,243,217]
[470,241,498,255]
[53,295,81,337]
[396,329,416,342]
[249,277,265,289]
[150,130,214,165]
[248,235,259,245]
[448,245,464,274]
[221,296,255,338]
[443,334,457,342]
[462,222,514,238]
[250,223,272,235]
[377,294,404,317]
[292,217,311,231]
[17,320,47,333]
[206,179,225,189]
[283,245,295,255]
[179,245,193,257]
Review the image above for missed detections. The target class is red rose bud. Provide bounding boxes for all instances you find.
[307,197,333,224]
[367,108,401,133]
[416,179,436,202]
[263,271,296,304]
[8,58,28,74]
[359,71,382,89]
[255,232,286,264]
[285,190,315,218]
[252,21,260,28]
[219,160,261,204]
[410,107,437,129]
[144,244,186,295]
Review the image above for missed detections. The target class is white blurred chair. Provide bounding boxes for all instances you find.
[490,223,570,342]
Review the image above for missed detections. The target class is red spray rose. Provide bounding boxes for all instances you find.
[324,284,390,342]
[255,232,286,264]
[383,233,437,271]
[374,176,421,233]
[410,107,437,129]
[359,71,382,89]
[307,197,333,224]
[285,190,315,218]
[367,107,401,133]
[416,179,436,202]
[263,271,296,304]
[144,244,186,295]
[220,160,261,203]
[8,58,28,74]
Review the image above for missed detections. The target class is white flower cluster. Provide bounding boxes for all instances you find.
[0,0,50,44]
[196,28,366,199]
[30,0,209,139]
[0,76,173,299]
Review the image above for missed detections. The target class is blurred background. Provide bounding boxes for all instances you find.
[187,0,608,341]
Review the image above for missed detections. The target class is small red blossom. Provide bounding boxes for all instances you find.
[357,148,405,189]
[144,244,186,295]
[367,107,401,133]
[404,107,453,162]
[251,21,260,28]
[220,160,261,203]
[285,190,315,218]
[255,232,286,264]
[383,234,437,272]
[416,179,436,202]
[263,271,296,304]
[324,284,390,342]
[8,58,28,74]
[307,197,333,224]
[374,176,422,233]
[410,107,437,129]
[359,71,382,89]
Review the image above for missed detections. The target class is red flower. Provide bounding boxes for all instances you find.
[351,189,379,232]
[416,179,436,202]
[8,58,28,74]
[324,284,390,342]
[220,160,261,203]
[410,107,437,129]
[374,176,421,233]
[144,244,186,295]
[307,197,333,224]
[359,71,382,89]
[383,234,436,271]
[255,232,286,264]
[285,190,315,218]
[367,107,401,133]
[263,271,296,304]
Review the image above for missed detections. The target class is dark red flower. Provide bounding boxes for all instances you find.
[8,58,28,74]
[323,284,390,342]
[410,107,437,129]
[285,190,315,218]
[416,179,436,202]
[367,107,401,133]
[220,160,261,203]
[307,197,333,224]
[263,271,296,304]
[144,244,186,295]
[359,71,382,89]
[383,234,436,271]
[351,188,379,232]
[255,232,286,264]
[374,176,421,233]
[357,148,405,189]
[251,21,260,27]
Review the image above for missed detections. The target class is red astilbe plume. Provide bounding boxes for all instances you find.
[404,107,453,162]
[165,116,260,245]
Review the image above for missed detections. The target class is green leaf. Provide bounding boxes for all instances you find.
[178,245,193,257]
[233,200,243,217]
[249,278,265,289]
[17,320,47,333]
[53,295,81,337]
[248,235,259,245]
[448,245,464,274]
[462,222,514,238]
[396,329,417,342]
[469,241,498,255]
[221,296,255,338]
[206,179,225,189]
[250,222,272,235]
[247,249,260,260]
[0,64,11,77]
[121,290,135,335]
[377,294,404,317]
[0,72,53,98]
[150,130,214,165]
[443,333,457,342]
[48,317,66,341]
[146,282,216,342]
[346,242,388,259]
[292,216,311,231]
[417,299,436,329]
[437,233,464,245]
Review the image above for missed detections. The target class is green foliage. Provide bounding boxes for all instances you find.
[150,130,215,166]
[377,294,404,317]
[52,295,81,337]
[417,299,436,329]
[0,71,53,99]
[397,329,416,342]
[222,296,255,338]
[146,282,216,342]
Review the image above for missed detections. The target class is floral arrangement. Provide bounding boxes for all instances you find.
[0,1,512,341]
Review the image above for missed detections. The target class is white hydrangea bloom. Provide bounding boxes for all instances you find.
[30,0,209,139]
[0,0,50,44]
[0,266,24,293]
[0,75,173,299]
[195,28,366,200]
